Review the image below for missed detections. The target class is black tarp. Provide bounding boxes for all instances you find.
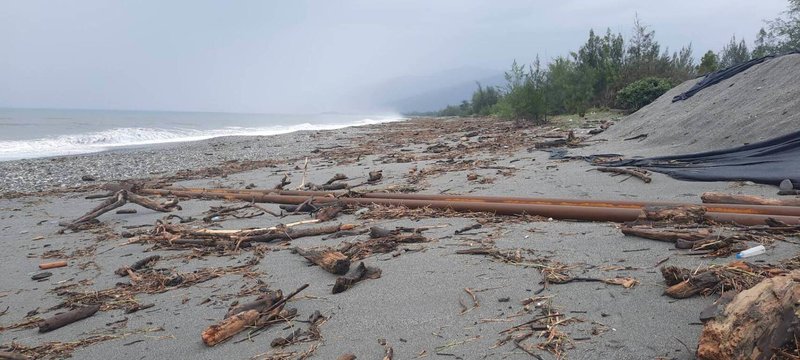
[672,51,799,102]
[604,129,800,186]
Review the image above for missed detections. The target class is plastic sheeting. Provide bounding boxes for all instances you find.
[672,51,799,102]
[604,129,800,186]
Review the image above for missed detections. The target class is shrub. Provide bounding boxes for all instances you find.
[616,77,673,111]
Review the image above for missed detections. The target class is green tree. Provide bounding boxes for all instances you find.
[719,35,751,68]
[494,58,548,124]
[752,0,800,56]
[697,50,720,74]
[471,82,500,116]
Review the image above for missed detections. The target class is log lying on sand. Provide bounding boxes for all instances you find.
[38,304,101,333]
[201,310,261,346]
[294,247,351,275]
[621,226,710,243]
[332,262,382,294]
[702,192,800,207]
[201,284,308,347]
[696,270,800,360]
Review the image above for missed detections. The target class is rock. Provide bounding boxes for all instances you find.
[780,178,794,191]
[81,175,96,181]
[31,272,52,281]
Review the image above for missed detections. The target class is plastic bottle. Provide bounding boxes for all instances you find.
[735,245,766,259]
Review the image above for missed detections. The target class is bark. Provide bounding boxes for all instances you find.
[295,247,351,275]
[697,271,800,360]
[702,192,800,206]
[38,304,101,333]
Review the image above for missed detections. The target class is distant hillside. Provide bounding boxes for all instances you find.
[350,67,505,113]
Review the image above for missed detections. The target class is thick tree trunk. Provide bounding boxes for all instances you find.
[697,270,800,360]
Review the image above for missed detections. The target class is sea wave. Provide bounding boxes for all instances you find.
[0,117,404,160]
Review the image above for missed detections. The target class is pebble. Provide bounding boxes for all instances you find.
[780,179,794,191]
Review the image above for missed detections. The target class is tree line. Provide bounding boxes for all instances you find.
[431,0,800,123]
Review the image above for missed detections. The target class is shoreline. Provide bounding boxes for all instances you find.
[0,119,401,195]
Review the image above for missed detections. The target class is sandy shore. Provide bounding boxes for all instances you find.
[0,117,792,359]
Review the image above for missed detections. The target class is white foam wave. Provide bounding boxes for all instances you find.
[0,117,404,160]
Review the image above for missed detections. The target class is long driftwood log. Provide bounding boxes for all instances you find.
[38,304,101,333]
[294,247,351,275]
[701,192,800,207]
[697,270,800,359]
[621,226,711,243]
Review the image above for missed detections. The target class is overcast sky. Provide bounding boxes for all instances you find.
[0,0,788,114]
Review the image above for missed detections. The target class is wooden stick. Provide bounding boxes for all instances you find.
[38,304,101,333]
[115,255,160,276]
[702,192,800,206]
[39,260,68,270]
[201,309,260,346]
[620,226,710,243]
[594,167,652,183]
[294,247,351,275]
[225,290,282,318]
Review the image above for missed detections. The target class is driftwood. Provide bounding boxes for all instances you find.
[594,167,652,183]
[337,354,357,360]
[316,205,342,221]
[324,173,348,185]
[697,270,800,360]
[368,170,383,183]
[621,226,710,243]
[38,304,101,333]
[274,174,291,190]
[201,309,261,346]
[701,192,800,206]
[114,255,160,277]
[242,223,346,243]
[294,247,351,275]
[64,190,178,230]
[661,261,772,299]
[225,290,282,318]
[39,261,68,270]
[338,233,429,261]
[202,284,308,346]
[639,205,707,224]
[332,262,382,294]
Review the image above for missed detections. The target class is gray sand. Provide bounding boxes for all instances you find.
[0,118,796,359]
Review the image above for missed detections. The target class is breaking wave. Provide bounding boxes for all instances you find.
[0,117,403,160]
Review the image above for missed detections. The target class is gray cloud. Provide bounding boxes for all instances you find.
[0,0,787,113]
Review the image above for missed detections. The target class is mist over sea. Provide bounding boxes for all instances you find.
[0,108,402,161]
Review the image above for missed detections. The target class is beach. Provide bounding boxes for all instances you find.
[0,116,790,359]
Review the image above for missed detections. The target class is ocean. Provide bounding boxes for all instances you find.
[0,108,403,161]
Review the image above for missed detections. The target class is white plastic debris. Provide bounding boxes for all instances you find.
[735,245,766,259]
